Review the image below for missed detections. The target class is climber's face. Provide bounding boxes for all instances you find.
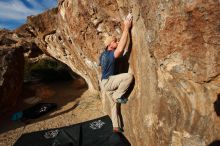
[108,38,118,50]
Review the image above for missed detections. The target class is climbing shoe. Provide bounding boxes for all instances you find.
[113,127,124,133]
[116,97,128,104]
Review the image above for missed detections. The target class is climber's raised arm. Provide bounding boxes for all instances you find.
[114,14,132,58]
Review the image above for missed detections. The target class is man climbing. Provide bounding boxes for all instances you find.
[100,13,134,133]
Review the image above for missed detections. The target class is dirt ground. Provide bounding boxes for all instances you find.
[0,79,105,146]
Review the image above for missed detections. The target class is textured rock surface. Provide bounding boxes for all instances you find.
[0,46,24,112]
[0,28,42,113]
[15,0,220,145]
[0,30,22,112]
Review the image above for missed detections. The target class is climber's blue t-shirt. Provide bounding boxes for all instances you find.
[100,50,115,80]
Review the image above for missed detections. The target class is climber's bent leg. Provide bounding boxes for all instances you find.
[102,73,133,102]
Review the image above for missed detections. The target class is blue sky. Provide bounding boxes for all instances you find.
[0,0,57,30]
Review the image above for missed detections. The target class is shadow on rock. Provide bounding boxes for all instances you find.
[208,140,220,146]
[214,94,220,116]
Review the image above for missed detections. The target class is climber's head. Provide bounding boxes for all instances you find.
[104,36,118,51]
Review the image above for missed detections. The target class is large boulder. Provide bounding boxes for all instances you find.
[0,28,39,113]
[0,46,24,113]
[17,0,220,145]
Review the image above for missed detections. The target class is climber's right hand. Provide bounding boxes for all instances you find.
[124,13,132,30]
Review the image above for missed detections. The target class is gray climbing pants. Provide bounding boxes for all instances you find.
[101,73,133,128]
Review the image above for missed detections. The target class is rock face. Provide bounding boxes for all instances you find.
[0,29,24,112]
[0,46,24,112]
[17,0,220,145]
[0,28,41,113]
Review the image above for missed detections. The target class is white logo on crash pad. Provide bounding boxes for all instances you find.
[44,129,59,139]
[90,120,105,130]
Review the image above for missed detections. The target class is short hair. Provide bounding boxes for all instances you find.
[104,36,116,47]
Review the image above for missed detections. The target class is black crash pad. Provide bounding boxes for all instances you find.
[14,116,113,146]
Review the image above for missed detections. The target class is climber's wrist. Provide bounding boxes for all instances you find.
[123,27,129,32]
